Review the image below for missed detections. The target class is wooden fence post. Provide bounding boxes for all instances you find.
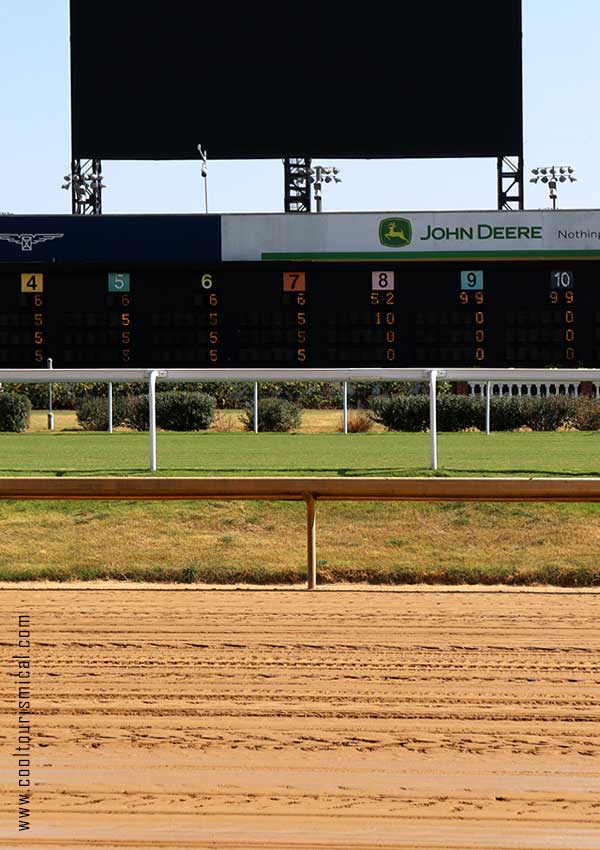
[306,494,317,590]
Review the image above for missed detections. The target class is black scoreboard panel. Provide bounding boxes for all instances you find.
[0,260,598,368]
[70,0,522,161]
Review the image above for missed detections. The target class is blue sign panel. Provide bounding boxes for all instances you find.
[460,270,484,290]
[0,215,222,264]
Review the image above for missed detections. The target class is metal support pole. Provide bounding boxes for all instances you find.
[283,157,312,212]
[314,166,323,213]
[108,382,113,434]
[197,144,208,213]
[497,154,524,211]
[47,358,54,431]
[68,158,103,215]
[485,381,492,436]
[149,370,158,472]
[306,494,317,590]
[253,382,259,433]
[343,381,348,434]
[429,370,438,471]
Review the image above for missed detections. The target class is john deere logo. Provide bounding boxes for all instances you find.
[379,218,412,247]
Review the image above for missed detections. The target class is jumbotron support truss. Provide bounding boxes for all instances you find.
[66,155,522,214]
[70,158,103,215]
[283,157,312,212]
[497,155,524,210]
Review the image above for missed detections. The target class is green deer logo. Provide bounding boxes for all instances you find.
[379,218,412,247]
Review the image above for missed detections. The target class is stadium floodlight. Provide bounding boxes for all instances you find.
[286,163,342,212]
[308,165,343,212]
[529,165,576,210]
[197,144,208,212]
[62,170,107,194]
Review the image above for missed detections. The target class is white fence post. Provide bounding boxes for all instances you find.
[149,370,158,472]
[108,382,113,434]
[47,358,54,431]
[343,381,348,434]
[429,370,438,471]
[253,382,259,433]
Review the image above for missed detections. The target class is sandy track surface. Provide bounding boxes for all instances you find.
[1,585,599,849]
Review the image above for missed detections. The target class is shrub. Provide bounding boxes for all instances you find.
[486,397,529,431]
[337,410,373,433]
[241,398,301,432]
[8,382,81,410]
[525,396,578,431]
[0,393,31,432]
[213,412,238,432]
[126,392,216,431]
[371,395,432,431]
[572,397,600,431]
[436,395,485,431]
[76,396,110,431]
[370,394,486,431]
[180,566,198,584]
[125,396,150,431]
[372,393,592,433]
[75,396,134,431]
[194,381,253,409]
[255,382,343,409]
[350,380,417,408]
[491,396,578,431]
[157,392,215,431]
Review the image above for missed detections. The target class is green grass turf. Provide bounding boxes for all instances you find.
[2,430,600,585]
[1,430,600,477]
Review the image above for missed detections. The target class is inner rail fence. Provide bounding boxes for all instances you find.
[4,367,600,471]
[3,475,600,589]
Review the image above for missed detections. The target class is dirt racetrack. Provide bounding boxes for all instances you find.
[1,584,599,849]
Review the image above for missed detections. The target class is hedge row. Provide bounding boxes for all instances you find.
[6,380,417,410]
[4,389,600,434]
[240,398,302,432]
[76,394,303,432]
[371,395,600,432]
[76,393,215,431]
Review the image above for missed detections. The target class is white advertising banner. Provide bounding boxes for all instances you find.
[221,210,600,261]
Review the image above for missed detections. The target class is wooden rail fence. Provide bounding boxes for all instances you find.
[2,476,600,589]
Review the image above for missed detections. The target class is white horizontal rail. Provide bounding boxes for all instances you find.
[3,367,599,476]
[3,367,600,384]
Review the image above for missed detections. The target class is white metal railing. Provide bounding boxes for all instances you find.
[5,367,600,383]
[2,367,600,472]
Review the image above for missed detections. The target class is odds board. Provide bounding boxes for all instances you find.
[0,260,593,368]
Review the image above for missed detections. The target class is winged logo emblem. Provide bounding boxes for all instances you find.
[0,233,64,252]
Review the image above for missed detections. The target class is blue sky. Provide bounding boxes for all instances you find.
[0,1,598,215]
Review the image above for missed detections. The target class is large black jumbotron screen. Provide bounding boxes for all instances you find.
[0,260,594,369]
[70,0,523,161]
